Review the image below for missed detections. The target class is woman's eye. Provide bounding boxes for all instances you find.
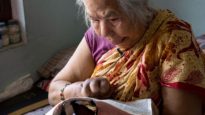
[109,18,120,25]
[111,18,118,21]
[110,18,119,22]
[91,19,99,22]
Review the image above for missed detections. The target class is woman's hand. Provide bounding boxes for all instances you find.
[81,77,112,99]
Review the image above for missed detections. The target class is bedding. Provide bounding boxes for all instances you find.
[37,47,76,78]
[36,47,76,91]
[196,34,205,48]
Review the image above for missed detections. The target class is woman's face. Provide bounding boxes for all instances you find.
[85,0,146,50]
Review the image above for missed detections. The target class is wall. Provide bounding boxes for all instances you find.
[1,0,205,92]
[0,0,86,91]
[149,0,205,36]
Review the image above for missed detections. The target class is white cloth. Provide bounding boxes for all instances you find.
[46,98,158,115]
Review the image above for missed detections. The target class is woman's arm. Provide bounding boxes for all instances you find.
[162,87,203,115]
[48,37,96,105]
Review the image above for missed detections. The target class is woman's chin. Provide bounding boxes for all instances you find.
[109,36,126,44]
[117,42,135,50]
[111,38,126,45]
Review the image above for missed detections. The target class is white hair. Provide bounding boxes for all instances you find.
[76,0,155,27]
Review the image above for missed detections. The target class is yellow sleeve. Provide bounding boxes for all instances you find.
[160,22,205,97]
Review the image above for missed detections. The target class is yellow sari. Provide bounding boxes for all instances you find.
[91,10,205,104]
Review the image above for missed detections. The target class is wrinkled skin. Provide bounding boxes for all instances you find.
[81,77,113,98]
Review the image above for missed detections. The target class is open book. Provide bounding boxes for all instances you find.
[46,97,158,115]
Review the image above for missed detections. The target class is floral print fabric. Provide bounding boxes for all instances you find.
[91,10,205,104]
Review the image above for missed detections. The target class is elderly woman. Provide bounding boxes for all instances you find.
[48,0,205,114]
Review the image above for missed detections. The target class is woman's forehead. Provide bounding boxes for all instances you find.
[84,0,118,8]
[85,0,122,17]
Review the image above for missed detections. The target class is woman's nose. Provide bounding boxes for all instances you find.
[100,21,111,37]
